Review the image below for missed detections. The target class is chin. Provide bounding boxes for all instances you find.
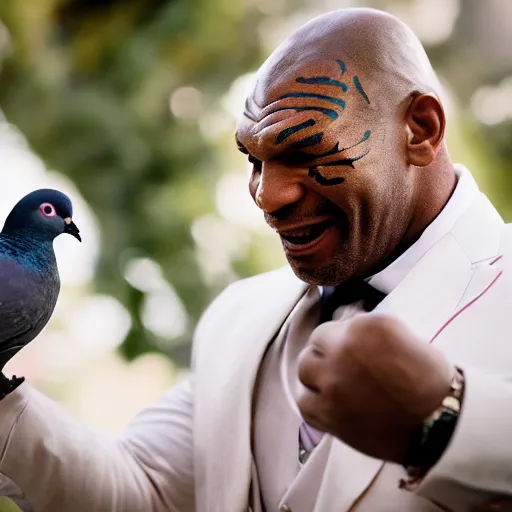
[287,258,351,287]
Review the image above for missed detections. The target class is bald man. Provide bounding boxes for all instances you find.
[0,7,511,512]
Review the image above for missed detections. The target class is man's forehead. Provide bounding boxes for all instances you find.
[236,53,373,161]
[251,57,349,109]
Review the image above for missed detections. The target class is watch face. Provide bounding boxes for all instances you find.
[442,394,461,413]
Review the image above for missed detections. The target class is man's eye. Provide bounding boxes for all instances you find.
[248,155,262,170]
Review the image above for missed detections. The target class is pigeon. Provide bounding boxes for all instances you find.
[0,189,81,396]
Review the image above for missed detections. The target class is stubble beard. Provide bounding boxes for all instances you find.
[286,238,356,286]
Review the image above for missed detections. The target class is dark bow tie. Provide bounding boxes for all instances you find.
[320,280,386,323]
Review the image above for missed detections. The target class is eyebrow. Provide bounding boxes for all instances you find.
[235,135,301,163]
[235,131,370,168]
[235,136,341,166]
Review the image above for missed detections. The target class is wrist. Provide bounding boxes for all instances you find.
[400,367,464,490]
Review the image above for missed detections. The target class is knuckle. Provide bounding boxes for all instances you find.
[297,349,318,386]
[310,321,337,343]
[346,313,398,339]
[297,355,310,382]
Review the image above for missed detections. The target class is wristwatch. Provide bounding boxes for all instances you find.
[400,367,465,490]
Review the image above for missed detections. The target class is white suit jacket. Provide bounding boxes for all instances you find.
[1,185,512,511]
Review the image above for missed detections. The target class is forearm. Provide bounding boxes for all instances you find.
[0,384,186,512]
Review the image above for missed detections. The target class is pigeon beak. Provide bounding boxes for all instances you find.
[64,217,81,242]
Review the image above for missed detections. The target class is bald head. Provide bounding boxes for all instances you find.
[248,8,441,121]
[237,8,455,286]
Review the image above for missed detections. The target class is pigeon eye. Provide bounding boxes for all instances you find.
[40,203,57,217]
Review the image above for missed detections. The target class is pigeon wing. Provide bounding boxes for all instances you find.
[0,257,40,365]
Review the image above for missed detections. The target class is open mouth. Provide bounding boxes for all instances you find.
[280,220,333,246]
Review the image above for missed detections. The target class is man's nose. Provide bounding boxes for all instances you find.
[253,162,306,213]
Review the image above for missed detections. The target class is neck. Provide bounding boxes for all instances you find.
[1,226,55,244]
[367,153,457,278]
[0,231,55,269]
[404,152,457,247]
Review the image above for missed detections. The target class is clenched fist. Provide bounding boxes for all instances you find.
[297,313,455,464]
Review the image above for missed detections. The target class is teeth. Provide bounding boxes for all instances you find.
[280,221,332,246]
[284,229,312,237]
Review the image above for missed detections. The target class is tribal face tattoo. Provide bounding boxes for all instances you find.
[236,57,414,286]
[239,59,373,188]
[271,59,372,187]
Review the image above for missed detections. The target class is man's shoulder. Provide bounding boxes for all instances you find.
[488,223,512,287]
[502,222,512,242]
[499,223,512,266]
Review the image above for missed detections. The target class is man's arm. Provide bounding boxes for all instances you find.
[416,367,512,510]
[297,314,512,511]
[0,377,195,512]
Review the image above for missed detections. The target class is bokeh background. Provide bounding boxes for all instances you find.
[0,0,512,509]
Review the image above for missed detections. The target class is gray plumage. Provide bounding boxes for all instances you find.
[0,189,81,371]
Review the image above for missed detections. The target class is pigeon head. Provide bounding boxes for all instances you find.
[1,189,81,242]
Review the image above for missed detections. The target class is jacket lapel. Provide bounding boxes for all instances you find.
[314,191,504,511]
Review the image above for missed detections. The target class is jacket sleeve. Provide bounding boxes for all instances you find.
[416,366,512,511]
[0,377,195,512]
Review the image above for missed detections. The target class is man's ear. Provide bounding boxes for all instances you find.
[405,93,446,167]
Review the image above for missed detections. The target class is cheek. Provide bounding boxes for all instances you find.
[319,176,381,242]
[314,179,367,221]
[352,174,412,250]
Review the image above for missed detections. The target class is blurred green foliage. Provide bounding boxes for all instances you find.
[0,498,19,512]
[0,0,291,365]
